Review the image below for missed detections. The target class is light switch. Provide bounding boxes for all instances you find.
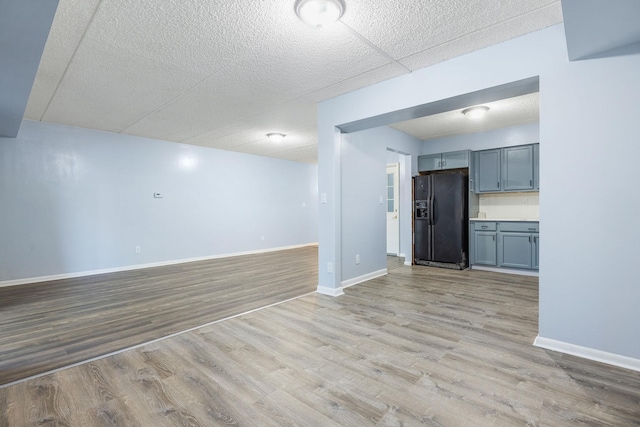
[379,195,384,204]
[320,193,327,204]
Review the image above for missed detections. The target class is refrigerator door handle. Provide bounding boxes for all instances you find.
[429,197,434,225]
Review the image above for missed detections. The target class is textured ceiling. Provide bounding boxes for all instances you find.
[25,0,562,163]
[390,92,540,141]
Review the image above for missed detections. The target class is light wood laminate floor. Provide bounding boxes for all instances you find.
[0,246,317,386]
[2,251,640,425]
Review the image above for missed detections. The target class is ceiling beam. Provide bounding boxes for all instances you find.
[338,76,539,134]
[0,0,59,138]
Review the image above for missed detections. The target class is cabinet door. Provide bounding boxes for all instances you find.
[499,232,533,268]
[477,149,501,192]
[532,234,539,269]
[474,232,497,266]
[441,150,468,170]
[418,154,442,172]
[503,145,534,191]
[533,143,540,190]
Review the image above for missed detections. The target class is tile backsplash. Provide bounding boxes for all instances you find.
[478,192,539,220]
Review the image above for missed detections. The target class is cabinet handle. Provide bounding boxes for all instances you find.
[530,180,533,186]
[497,181,500,189]
[481,226,488,229]
[528,228,536,231]
[529,236,532,243]
[493,235,495,241]
[442,160,446,167]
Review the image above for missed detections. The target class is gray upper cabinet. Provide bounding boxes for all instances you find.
[533,143,540,190]
[418,154,441,172]
[418,150,469,172]
[474,144,538,193]
[502,145,534,191]
[476,149,501,192]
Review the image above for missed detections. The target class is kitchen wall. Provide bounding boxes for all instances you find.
[318,24,640,364]
[478,192,539,220]
[422,123,539,155]
[0,120,318,283]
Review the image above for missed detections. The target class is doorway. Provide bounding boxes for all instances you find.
[386,163,400,255]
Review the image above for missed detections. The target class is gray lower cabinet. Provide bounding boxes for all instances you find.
[470,221,539,271]
[471,221,497,265]
[474,232,497,265]
[418,150,469,172]
[499,232,533,268]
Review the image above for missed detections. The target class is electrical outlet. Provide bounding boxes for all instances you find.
[327,262,333,273]
[135,246,141,254]
[355,254,360,264]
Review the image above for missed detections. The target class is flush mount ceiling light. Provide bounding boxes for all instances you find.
[294,0,345,29]
[267,133,286,143]
[462,106,490,120]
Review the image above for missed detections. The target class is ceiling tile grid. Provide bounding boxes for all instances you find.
[24,0,561,163]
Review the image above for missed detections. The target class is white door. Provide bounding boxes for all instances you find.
[386,163,400,255]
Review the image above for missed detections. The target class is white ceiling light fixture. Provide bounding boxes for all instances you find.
[462,106,490,120]
[267,133,286,143]
[294,0,345,29]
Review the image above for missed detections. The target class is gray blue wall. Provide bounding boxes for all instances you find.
[318,24,640,360]
[0,120,318,282]
[340,126,422,282]
[422,123,539,154]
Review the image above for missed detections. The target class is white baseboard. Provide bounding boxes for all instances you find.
[316,285,344,297]
[471,265,539,277]
[341,269,387,289]
[404,261,412,266]
[0,243,319,288]
[534,336,640,373]
[398,253,406,258]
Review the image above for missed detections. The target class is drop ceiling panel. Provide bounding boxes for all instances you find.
[23,0,102,121]
[399,3,563,70]
[343,0,562,63]
[125,24,390,143]
[390,93,539,141]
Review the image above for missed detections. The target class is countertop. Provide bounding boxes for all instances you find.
[470,218,539,222]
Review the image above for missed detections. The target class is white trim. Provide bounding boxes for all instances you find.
[341,268,387,289]
[471,265,539,277]
[0,290,317,389]
[404,261,412,266]
[316,285,344,297]
[534,336,640,373]
[398,253,406,258]
[0,243,319,288]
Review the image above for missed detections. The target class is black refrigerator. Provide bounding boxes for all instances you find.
[414,171,468,269]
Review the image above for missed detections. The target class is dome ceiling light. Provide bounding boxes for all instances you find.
[267,133,286,143]
[462,106,490,120]
[294,0,346,29]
